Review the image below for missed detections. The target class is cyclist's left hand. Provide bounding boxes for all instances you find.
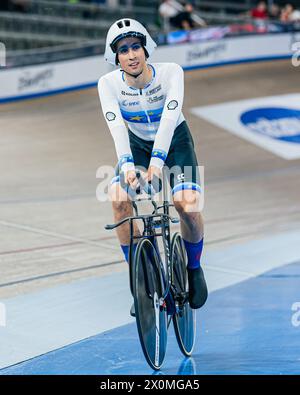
[146,165,162,183]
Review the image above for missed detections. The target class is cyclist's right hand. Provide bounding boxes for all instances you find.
[124,169,139,189]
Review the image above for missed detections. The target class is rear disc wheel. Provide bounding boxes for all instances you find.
[171,233,196,356]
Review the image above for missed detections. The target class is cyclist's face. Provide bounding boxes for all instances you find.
[116,37,146,75]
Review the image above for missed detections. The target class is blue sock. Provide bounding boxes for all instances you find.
[183,238,203,270]
[121,244,137,264]
[121,237,159,264]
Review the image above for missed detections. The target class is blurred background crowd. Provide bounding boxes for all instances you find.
[1,0,300,67]
[1,1,300,24]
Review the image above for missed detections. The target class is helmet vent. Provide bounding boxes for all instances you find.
[117,21,123,28]
[124,20,130,26]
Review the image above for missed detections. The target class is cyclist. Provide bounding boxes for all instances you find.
[98,18,207,315]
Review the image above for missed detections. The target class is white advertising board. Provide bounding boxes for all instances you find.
[0,33,293,103]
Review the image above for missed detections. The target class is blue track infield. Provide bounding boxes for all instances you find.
[1,260,300,375]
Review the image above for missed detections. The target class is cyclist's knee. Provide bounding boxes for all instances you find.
[112,199,131,217]
[110,186,131,216]
[173,189,201,215]
[109,177,129,201]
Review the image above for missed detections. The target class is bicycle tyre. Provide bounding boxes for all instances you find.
[171,233,196,356]
[133,238,168,370]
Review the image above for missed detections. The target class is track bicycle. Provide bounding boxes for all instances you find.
[105,169,196,370]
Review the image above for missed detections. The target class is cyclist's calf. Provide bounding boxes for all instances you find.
[173,190,203,242]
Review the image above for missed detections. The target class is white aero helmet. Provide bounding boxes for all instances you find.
[104,18,157,65]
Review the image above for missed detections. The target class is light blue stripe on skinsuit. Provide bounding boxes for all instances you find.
[118,154,134,166]
[172,182,201,195]
[120,107,163,123]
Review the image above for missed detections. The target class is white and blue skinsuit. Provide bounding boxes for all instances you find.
[98,62,185,172]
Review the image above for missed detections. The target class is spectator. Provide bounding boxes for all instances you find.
[159,0,181,19]
[290,9,300,22]
[280,3,297,22]
[250,1,268,20]
[280,3,292,21]
[170,2,205,30]
[185,2,206,28]
[280,3,300,22]
[159,0,182,31]
[268,3,281,20]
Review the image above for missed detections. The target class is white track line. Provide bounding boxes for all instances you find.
[0,220,118,252]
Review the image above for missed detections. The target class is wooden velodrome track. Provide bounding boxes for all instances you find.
[1,60,300,300]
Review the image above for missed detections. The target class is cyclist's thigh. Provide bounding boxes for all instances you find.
[165,121,201,192]
[129,130,152,173]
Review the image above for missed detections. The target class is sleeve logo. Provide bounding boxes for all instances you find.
[167,100,178,110]
[106,112,116,121]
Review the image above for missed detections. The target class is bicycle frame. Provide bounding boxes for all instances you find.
[105,167,179,305]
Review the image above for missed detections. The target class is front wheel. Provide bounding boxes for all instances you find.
[171,233,196,356]
[133,238,168,370]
